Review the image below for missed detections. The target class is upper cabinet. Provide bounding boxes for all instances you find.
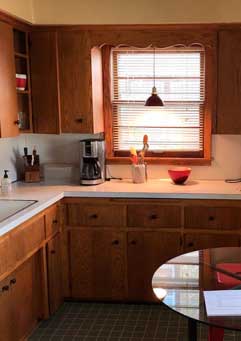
[217,30,241,134]
[30,30,104,134]
[30,31,60,134]
[0,22,19,138]
[13,29,33,133]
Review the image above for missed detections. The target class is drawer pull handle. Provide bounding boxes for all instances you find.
[51,250,56,254]
[150,214,157,220]
[130,240,137,245]
[112,240,119,245]
[76,118,83,123]
[209,216,215,221]
[10,279,16,285]
[90,214,98,219]
[52,219,58,224]
[188,242,194,247]
[2,285,9,292]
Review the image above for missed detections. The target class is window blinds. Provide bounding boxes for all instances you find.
[112,47,205,154]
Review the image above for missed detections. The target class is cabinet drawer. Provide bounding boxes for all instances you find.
[0,234,11,276]
[127,205,181,228]
[45,204,59,238]
[11,216,45,264]
[67,204,125,227]
[184,206,241,230]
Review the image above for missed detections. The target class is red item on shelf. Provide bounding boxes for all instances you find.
[16,74,27,90]
[216,263,241,288]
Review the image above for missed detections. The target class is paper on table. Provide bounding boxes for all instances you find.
[204,290,241,316]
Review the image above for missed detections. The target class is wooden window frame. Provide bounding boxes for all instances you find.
[102,42,215,166]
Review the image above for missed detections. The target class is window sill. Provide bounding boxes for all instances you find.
[106,157,212,166]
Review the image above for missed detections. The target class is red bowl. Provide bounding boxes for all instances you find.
[168,167,191,185]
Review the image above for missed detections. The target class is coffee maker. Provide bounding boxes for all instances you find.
[80,137,105,185]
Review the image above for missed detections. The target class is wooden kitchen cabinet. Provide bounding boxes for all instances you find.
[0,253,43,341]
[47,233,63,314]
[217,29,241,133]
[184,205,241,230]
[45,204,60,239]
[67,201,125,227]
[69,229,126,300]
[0,22,19,138]
[30,30,104,134]
[184,232,240,253]
[58,31,103,133]
[30,31,60,134]
[127,231,181,302]
[127,204,181,228]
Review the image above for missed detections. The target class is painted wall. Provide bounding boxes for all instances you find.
[1,134,241,183]
[0,134,238,183]
[0,0,33,22]
[32,0,241,24]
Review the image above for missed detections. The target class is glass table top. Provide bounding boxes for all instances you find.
[152,247,241,331]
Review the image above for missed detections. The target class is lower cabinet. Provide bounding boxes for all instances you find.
[184,232,241,253]
[69,229,126,300]
[127,231,181,302]
[47,233,63,314]
[0,252,43,341]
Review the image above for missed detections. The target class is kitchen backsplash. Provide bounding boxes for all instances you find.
[0,134,241,182]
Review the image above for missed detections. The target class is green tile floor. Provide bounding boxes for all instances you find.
[29,302,241,341]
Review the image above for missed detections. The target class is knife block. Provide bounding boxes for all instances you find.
[23,154,41,183]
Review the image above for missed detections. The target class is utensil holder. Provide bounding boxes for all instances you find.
[131,164,147,184]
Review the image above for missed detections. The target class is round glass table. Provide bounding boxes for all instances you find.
[152,247,241,341]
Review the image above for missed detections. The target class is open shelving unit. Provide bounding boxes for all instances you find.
[13,28,33,133]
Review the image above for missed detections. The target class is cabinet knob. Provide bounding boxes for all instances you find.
[90,214,98,219]
[187,242,194,247]
[112,240,119,245]
[51,250,56,254]
[10,278,16,285]
[75,118,83,123]
[52,219,58,224]
[130,240,137,245]
[14,120,20,125]
[149,214,157,220]
[208,216,215,221]
[2,285,9,292]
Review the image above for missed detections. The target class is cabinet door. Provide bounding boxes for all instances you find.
[47,233,63,314]
[0,22,18,138]
[0,275,14,341]
[70,229,126,300]
[58,31,103,133]
[30,31,60,134]
[184,232,240,253]
[127,231,181,302]
[217,30,241,133]
[0,257,42,341]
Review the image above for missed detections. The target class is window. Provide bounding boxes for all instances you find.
[104,45,213,164]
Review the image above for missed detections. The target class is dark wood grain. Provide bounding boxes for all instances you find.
[217,30,241,133]
[0,22,19,137]
[47,234,63,314]
[30,31,61,133]
[127,231,181,302]
[70,229,126,300]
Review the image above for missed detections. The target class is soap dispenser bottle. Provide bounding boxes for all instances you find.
[1,170,12,194]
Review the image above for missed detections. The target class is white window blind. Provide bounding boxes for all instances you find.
[111,46,205,155]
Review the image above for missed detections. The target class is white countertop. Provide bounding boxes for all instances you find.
[0,179,241,237]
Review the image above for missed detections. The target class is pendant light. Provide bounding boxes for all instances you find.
[145,47,164,107]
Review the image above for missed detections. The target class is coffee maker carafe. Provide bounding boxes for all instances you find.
[80,137,105,185]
